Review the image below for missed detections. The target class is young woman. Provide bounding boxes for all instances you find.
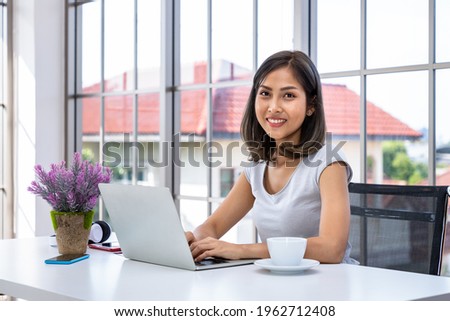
[186,50,353,264]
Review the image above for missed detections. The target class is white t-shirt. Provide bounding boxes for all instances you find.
[243,145,355,263]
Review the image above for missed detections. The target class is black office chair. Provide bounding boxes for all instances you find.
[348,183,449,275]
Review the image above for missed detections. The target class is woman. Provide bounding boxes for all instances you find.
[186,50,353,264]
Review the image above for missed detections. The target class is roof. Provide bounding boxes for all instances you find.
[82,63,422,140]
[323,84,422,140]
[436,170,450,186]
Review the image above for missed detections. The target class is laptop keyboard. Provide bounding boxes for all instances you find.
[195,257,229,266]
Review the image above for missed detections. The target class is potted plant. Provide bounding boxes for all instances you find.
[28,152,112,254]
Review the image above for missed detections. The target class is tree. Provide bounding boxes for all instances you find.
[382,141,427,184]
[391,153,414,181]
[383,141,408,179]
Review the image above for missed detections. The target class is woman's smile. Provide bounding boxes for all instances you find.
[266,117,287,127]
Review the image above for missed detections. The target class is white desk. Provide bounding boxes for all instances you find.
[1,237,450,301]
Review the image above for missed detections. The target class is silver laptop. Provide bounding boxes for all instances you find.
[98,183,254,271]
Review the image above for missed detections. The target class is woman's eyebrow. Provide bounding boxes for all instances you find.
[259,85,272,91]
[259,85,300,91]
[280,85,300,91]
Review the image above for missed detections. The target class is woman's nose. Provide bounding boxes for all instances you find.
[268,101,282,113]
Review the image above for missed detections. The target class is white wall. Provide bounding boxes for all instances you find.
[14,0,65,237]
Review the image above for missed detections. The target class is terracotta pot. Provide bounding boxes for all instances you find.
[50,210,94,255]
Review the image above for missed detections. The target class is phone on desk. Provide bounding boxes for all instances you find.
[45,253,90,265]
[88,242,121,252]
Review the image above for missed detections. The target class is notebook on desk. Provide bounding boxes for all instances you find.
[98,183,254,271]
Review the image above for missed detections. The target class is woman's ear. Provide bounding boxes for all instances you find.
[306,108,315,116]
[307,95,318,116]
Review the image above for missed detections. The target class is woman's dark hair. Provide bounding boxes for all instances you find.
[240,50,326,162]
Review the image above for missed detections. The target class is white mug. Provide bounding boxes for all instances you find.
[267,237,307,266]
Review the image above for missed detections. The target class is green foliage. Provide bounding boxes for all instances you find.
[82,147,124,180]
[82,148,95,162]
[383,142,407,179]
[382,141,428,184]
[408,162,428,185]
[391,153,414,180]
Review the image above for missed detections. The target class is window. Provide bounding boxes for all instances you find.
[0,0,8,239]
[68,0,450,266]
[316,0,450,275]
[68,0,294,242]
[68,0,162,223]
[317,0,449,187]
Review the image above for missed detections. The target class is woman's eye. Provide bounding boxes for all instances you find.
[258,91,269,97]
[284,93,295,98]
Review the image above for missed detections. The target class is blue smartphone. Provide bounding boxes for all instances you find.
[44,253,90,265]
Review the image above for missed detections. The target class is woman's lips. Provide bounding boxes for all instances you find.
[266,117,287,128]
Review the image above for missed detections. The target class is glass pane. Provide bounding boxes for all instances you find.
[0,2,4,196]
[367,72,427,185]
[0,187,3,236]
[212,0,253,83]
[436,69,450,185]
[436,0,450,63]
[180,0,207,85]
[104,0,135,92]
[0,106,3,186]
[317,0,360,73]
[180,199,208,232]
[82,97,101,153]
[104,95,133,137]
[257,0,294,67]
[367,0,428,69]
[81,96,102,194]
[138,93,159,140]
[436,69,450,277]
[136,94,160,185]
[81,1,101,93]
[211,85,251,198]
[321,77,361,182]
[0,8,5,103]
[81,97,137,186]
[137,0,160,90]
[180,90,207,197]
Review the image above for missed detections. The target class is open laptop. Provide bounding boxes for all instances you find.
[98,183,255,271]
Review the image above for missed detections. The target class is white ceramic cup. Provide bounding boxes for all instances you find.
[267,237,307,266]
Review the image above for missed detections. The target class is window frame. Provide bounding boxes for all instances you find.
[66,0,449,218]
[313,0,450,185]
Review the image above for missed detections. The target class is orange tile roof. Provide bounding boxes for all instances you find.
[323,84,422,139]
[436,170,450,185]
[82,72,422,140]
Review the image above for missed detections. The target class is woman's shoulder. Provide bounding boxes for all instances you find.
[305,143,349,166]
[303,143,352,182]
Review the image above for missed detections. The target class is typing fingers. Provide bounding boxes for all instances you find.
[185,231,196,245]
[190,237,217,261]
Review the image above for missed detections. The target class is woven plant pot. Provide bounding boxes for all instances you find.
[50,210,94,255]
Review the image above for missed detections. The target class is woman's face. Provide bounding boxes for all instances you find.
[255,67,312,146]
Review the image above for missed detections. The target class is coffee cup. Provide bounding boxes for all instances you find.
[267,237,307,266]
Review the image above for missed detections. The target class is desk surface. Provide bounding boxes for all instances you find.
[1,237,450,301]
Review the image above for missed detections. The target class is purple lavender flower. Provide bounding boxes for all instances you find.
[27,152,112,212]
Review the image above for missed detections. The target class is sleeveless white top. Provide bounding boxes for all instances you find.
[243,145,355,263]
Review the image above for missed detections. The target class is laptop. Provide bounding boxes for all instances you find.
[98,183,255,271]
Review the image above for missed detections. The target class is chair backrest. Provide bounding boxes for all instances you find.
[348,183,449,275]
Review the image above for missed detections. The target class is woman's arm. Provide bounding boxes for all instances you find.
[193,172,255,239]
[188,172,270,261]
[304,162,351,263]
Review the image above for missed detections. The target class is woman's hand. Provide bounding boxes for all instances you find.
[189,237,241,262]
[185,231,196,245]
